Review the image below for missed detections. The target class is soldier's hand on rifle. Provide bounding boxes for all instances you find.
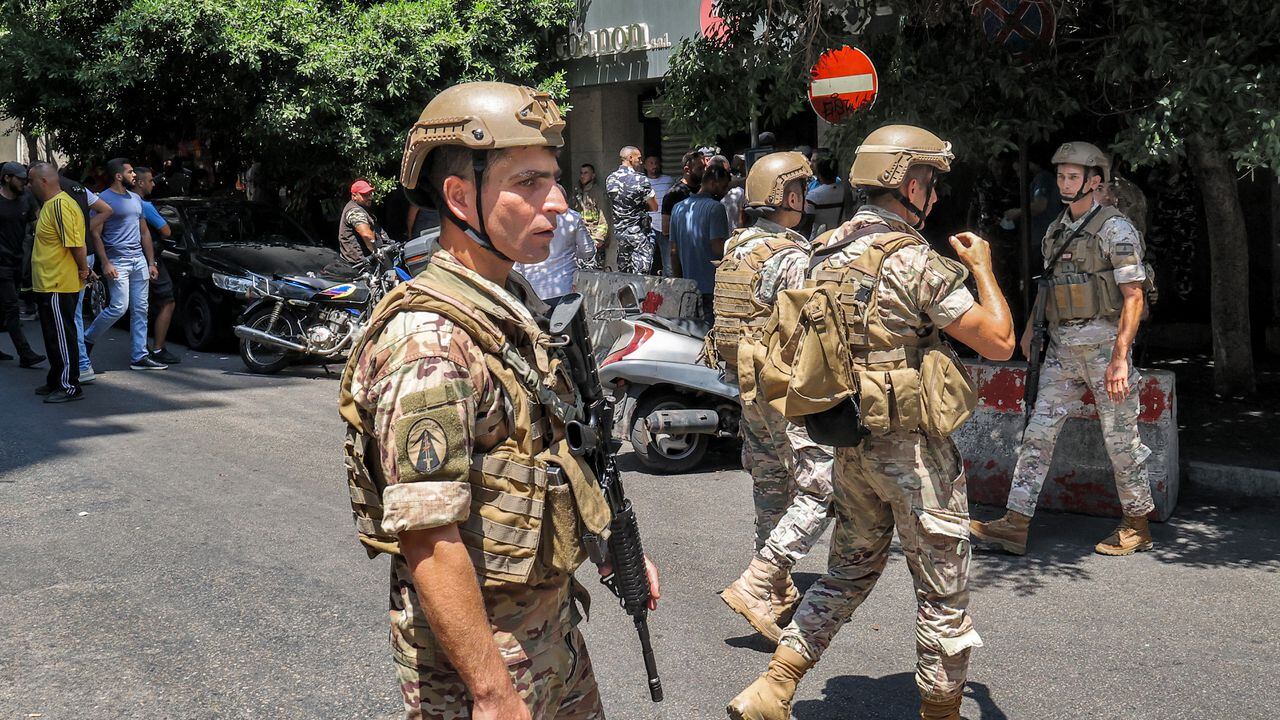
[1020,329,1033,361]
[1105,353,1131,403]
[597,555,662,611]
[948,232,993,273]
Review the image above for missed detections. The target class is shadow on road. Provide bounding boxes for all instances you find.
[793,673,1007,720]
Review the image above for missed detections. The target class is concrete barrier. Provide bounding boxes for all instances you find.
[575,270,701,357]
[954,361,1179,521]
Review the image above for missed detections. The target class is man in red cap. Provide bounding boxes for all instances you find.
[338,179,385,265]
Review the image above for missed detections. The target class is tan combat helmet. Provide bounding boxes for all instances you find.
[850,124,954,188]
[745,151,813,210]
[399,82,565,260]
[1051,141,1110,181]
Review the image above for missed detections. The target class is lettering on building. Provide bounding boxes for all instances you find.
[555,23,672,60]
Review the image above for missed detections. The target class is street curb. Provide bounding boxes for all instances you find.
[1185,460,1280,499]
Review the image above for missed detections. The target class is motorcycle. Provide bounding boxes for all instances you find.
[233,241,409,374]
[596,286,740,474]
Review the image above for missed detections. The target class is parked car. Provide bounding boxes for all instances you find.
[130,198,346,350]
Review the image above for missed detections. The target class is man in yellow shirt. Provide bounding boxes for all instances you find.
[29,163,90,403]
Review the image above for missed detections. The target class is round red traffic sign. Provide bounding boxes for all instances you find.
[809,46,878,123]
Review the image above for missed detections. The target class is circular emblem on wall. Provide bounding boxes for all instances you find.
[407,418,448,474]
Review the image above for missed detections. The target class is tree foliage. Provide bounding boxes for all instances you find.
[0,0,574,189]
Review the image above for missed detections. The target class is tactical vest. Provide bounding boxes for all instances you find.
[337,260,611,588]
[760,230,976,439]
[1043,205,1154,323]
[708,228,807,398]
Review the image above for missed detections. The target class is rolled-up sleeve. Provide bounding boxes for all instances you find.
[1100,216,1147,285]
[370,353,479,535]
[917,248,974,329]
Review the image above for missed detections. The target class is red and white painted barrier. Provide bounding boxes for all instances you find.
[576,270,701,356]
[955,361,1179,521]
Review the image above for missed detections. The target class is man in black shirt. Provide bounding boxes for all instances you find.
[337,179,384,265]
[0,162,43,366]
[660,150,706,277]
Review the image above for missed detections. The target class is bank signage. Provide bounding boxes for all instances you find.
[559,0,701,86]
[556,22,673,60]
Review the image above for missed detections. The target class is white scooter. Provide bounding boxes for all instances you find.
[596,287,740,474]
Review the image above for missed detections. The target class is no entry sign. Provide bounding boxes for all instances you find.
[974,0,1055,57]
[808,46,878,124]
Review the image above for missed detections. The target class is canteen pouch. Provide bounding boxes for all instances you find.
[919,346,978,437]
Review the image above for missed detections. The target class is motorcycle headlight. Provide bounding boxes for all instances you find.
[212,272,254,295]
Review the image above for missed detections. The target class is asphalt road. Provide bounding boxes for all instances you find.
[2,330,1277,719]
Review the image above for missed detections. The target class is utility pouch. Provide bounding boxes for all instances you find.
[857,368,923,435]
[919,346,978,437]
[1048,274,1098,322]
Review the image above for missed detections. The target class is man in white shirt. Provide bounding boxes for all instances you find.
[513,185,596,305]
[645,154,676,275]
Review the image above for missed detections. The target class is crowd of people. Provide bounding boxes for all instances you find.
[0,158,180,403]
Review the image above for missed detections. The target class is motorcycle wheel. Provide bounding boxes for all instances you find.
[630,392,710,475]
[239,305,295,375]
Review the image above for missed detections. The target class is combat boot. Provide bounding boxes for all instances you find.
[770,571,801,627]
[919,695,962,720]
[969,510,1031,555]
[1095,515,1154,556]
[726,645,812,720]
[720,557,784,642]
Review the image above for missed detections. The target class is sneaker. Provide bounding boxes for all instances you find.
[44,388,85,403]
[151,347,182,364]
[130,356,168,371]
[19,352,46,368]
[80,369,97,384]
[35,384,53,396]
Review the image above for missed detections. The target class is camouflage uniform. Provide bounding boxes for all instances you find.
[1006,203,1154,518]
[348,243,604,719]
[724,219,834,567]
[573,181,608,270]
[605,165,655,274]
[779,206,983,704]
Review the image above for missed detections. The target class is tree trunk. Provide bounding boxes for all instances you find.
[1185,133,1255,396]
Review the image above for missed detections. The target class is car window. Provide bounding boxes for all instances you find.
[186,203,316,247]
[156,204,186,248]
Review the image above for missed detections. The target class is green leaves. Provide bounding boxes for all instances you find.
[0,0,574,188]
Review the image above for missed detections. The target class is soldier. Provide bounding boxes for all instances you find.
[338,82,660,720]
[710,152,835,643]
[971,142,1157,556]
[728,125,1015,720]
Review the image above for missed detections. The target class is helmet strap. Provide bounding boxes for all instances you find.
[1061,167,1101,203]
[432,150,513,263]
[889,169,937,229]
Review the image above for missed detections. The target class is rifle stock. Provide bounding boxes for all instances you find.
[548,293,663,703]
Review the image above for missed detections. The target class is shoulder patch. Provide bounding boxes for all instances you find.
[406,418,449,474]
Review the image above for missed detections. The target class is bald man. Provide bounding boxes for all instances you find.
[605,145,658,274]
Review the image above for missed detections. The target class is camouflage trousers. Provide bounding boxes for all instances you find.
[1007,342,1154,518]
[779,433,982,703]
[394,626,604,719]
[737,385,834,568]
[614,231,653,275]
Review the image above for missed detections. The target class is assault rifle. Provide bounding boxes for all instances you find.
[1023,282,1050,425]
[547,293,663,703]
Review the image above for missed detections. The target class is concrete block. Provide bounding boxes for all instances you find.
[954,361,1179,521]
[576,270,701,357]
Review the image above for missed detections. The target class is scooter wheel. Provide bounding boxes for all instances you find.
[630,393,710,474]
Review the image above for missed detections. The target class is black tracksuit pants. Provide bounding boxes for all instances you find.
[36,291,80,394]
[0,264,35,356]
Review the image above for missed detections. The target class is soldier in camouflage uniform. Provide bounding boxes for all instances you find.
[573,164,608,270]
[709,152,835,643]
[972,142,1157,557]
[339,82,660,720]
[729,126,1016,720]
[605,146,657,274]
